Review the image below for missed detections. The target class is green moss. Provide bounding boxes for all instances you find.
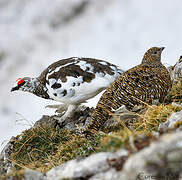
[11,126,103,172]
[47,133,104,168]
[99,135,125,152]
[97,123,134,152]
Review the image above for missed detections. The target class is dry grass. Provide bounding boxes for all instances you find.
[3,80,182,178]
[134,104,182,132]
[98,103,182,153]
[0,169,25,180]
[165,79,182,103]
[8,104,182,175]
[11,126,103,173]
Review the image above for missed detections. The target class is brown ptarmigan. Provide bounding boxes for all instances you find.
[11,57,123,124]
[83,47,172,136]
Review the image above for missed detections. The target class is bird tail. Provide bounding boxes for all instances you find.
[82,103,112,138]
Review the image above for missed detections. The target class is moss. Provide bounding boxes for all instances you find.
[11,126,103,173]
[98,134,130,152]
[0,169,25,180]
[46,133,104,168]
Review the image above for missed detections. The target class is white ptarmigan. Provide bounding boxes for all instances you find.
[11,57,123,124]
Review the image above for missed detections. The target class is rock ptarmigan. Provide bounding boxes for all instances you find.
[11,57,123,124]
[83,47,172,136]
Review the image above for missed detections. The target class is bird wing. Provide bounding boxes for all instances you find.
[38,57,123,104]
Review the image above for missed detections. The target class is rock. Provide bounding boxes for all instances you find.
[24,169,46,180]
[3,123,182,180]
[5,131,182,180]
[72,131,182,180]
[90,168,118,180]
[118,131,182,180]
[167,65,174,79]
[34,106,94,130]
[172,102,182,108]
[2,103,182,179]
[46,149,128,180]
[0,137,16,175]
[159,110,182,132]
[34,115,55,128]
[169,56,182,82]
[103,105,146,132]
[34,105,143,132]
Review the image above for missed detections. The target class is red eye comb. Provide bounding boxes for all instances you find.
[16,78,25,85]
[16,78,22,81]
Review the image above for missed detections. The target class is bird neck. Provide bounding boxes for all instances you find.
[142,56,163,68]
[20,78,39,93]
[22,78,50,99]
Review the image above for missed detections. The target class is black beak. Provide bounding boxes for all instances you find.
[160,47,165,51]
[11,87,18,92]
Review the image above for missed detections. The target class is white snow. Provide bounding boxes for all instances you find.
[0,0,182,151]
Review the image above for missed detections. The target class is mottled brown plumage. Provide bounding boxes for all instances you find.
[83,47,172,135]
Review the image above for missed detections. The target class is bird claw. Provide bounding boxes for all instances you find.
[55,108,66,114]
[45,104,68,114]
[45,104,60,109]
[54,116,64,122]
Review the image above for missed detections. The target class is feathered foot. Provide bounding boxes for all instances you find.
[45,104,68,114]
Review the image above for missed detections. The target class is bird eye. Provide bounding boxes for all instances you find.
[153,51,158,55]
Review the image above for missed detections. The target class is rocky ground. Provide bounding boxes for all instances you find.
[1,0,182,150]
[0,60,182,179]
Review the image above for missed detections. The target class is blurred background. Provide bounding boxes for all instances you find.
[0,0,182,150]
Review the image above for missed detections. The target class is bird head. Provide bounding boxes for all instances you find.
[142,47,165,64]
[11,77,31,92]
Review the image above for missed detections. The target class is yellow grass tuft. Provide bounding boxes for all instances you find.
[134,104,182,132]
[165,79,182,103]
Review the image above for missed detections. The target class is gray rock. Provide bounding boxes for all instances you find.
[46,149,128,180]
[72,131,182,180]
[159,110,182,132]
[34,105,142,132]
[103,105,146,131]
[118,131,182,180]
[169,56,182,82]
[88,132,182,180]
[34,105,94,131]
[3,103,182,180]
[0,137,16,175]
[24,169,46,180]
[3,129,182,180]
[90,168,118,180]
[167,65,174,80]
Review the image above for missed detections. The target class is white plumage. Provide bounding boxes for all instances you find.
[11,57,123,124]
